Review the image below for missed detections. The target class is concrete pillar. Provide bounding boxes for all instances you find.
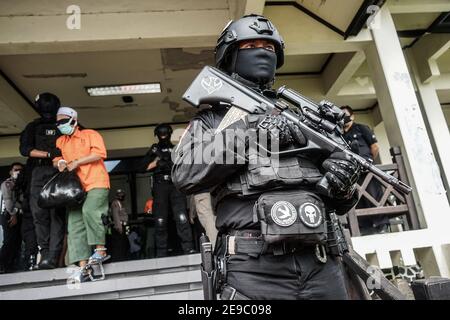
[406,49,450,198]
[363,6,450,239]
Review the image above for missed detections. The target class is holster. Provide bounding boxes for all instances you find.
[201,266,217,301]
[200,235,217,300]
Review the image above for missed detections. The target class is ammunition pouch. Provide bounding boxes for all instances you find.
[253,190,327,245]
[212,155,322,206]
[245,155,321,190]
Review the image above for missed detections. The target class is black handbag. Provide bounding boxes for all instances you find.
[38,170,86,209]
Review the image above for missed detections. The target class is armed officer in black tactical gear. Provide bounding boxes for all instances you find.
[172,15,361,299]
[19,93,65,269]
[143,124,194,257]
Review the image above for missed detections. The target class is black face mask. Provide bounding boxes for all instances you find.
[157,135,171,145]
[40,112,57,122]
[234,48,277,86]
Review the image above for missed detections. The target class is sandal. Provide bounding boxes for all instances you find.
[88,247,111,265]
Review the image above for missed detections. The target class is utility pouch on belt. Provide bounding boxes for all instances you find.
[253,190,326,245]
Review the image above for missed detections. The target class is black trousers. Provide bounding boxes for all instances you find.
[107,227,130,262]
[0,214,22,271]
[21,198,38,257]
[152,180,193,256]
[224,249,349,300]
[30,166,64,259]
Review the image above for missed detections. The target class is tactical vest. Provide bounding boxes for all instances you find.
[35,119,58,152]
[213,154,323,206]
[153,142,174,176]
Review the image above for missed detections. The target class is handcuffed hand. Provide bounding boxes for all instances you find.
[321,152,360,199]
[67,160,79,172]
[57,159,68,172]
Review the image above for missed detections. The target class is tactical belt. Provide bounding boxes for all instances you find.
[154,174,172,183]
[224,230,318,257]
[35,158,53,167]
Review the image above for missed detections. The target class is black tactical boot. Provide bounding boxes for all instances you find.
[27,255,38,271]
[184,248,196,255]
[38,255,56,270]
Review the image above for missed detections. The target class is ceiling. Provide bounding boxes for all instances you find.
[0,49,215,130]
[0,0,449,137]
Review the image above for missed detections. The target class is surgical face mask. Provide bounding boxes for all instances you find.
[344,115,352,124]
[234,47,277,85]
[57,117,77,135]
[12,171,20,180]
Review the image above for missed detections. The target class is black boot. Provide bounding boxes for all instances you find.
[27,255,38,271]
[38,253,56,270]
[184,248,196,255]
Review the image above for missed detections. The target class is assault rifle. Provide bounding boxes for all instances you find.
[183,66,409,300]
[182,66,412,196]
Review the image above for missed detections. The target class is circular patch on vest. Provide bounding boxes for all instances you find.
[298,202,322,228]
[270,201,297,227]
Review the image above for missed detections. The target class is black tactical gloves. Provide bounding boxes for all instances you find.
[320,152,360,200]
[48,147,62,159]
[256,114,306,147]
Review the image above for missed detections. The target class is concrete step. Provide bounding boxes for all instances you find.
[0,254,202,300]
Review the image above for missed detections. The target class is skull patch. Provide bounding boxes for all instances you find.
[298,202,322,228]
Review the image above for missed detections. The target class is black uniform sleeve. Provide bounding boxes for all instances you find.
[171,109,247,195]
[359,124,377,146]
[19,121,36,157]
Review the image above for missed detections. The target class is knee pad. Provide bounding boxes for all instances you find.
[175,213,188,225]
[156,218,167,229]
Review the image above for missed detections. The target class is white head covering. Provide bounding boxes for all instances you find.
[57,106,78,119]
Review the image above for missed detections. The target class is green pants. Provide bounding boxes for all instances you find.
[67,188,109,265]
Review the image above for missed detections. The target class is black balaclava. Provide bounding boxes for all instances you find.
[155,124,172,146]
[234,47,277,87]
[35,92,60,121]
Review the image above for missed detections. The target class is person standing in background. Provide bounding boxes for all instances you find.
[108,189,130,262]
[19,93,64,270]
[191,192,217,248]
[0,163,24,273]
[143,124,194,257]
[341,106,387,235]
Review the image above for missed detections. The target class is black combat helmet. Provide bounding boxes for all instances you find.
[215,14,285,71]
[154,123,173,141]
[35,92,61,120]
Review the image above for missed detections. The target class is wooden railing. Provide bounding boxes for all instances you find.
[346,146,420,237]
